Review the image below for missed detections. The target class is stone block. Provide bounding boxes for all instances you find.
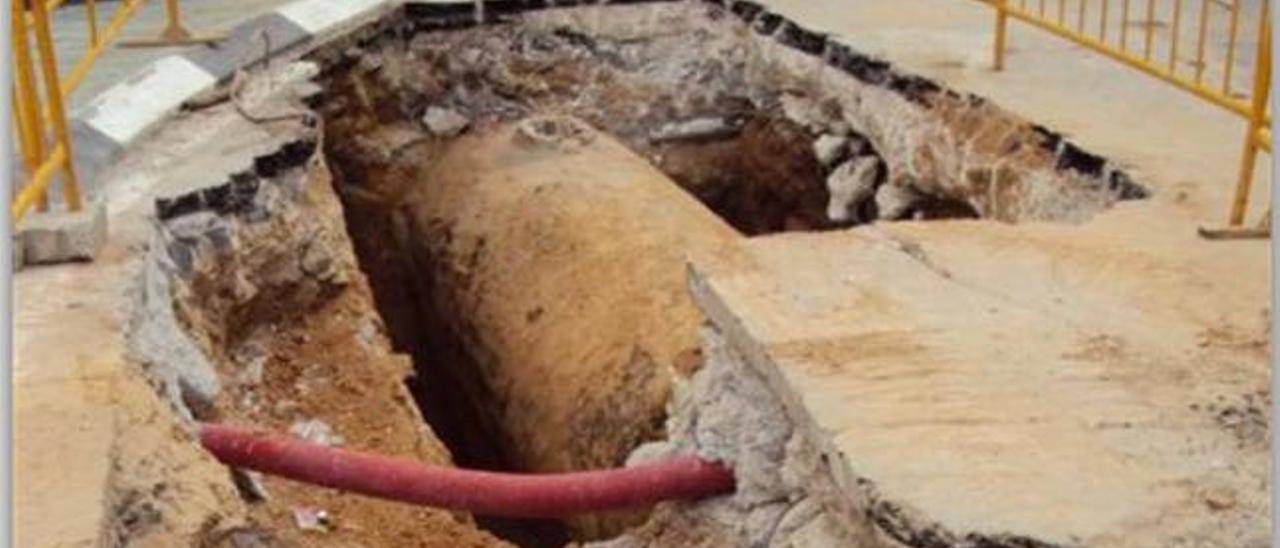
[19,200,108,265]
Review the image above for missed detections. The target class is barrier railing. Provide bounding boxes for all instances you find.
[979,0,1272,232]
[10,0,215,224]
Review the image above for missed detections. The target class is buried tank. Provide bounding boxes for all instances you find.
[326,113,749,539]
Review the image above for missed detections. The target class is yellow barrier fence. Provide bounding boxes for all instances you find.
[979,0,1272,229]
[10,0,212,224]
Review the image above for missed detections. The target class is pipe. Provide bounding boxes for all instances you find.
[199,423,735,518]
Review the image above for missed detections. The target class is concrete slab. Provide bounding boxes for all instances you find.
[689,217,1269,546]
[181,12,312,81]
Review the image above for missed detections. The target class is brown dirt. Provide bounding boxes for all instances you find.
[652,112,835,235]
[323,114,752,540]
[167,155,507,547]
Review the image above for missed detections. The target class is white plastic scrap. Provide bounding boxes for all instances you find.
[288,418,345,447]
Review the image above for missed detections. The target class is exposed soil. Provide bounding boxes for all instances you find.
[312,4,1008,240]
[155,144,507,547]
[121,2,1165,547]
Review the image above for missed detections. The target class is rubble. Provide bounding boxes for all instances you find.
[825,156,882,222]
[874,182,921,221]
[648,117,741,143]
[421,106,470,137]
[812,134,850,167]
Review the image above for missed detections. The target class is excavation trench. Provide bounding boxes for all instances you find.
[308,4,1147,541]
[133,2,1152,546]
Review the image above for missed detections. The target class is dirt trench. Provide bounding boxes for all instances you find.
[121,2,1162,546]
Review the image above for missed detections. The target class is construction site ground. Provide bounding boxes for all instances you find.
[14,1,1273,546]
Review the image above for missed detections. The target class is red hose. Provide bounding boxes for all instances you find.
[199,423,735,518]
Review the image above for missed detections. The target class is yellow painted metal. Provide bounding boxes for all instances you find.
[994,0,1011,69]
[12,144,67,222]
[1222,0,1241,94]
[117,0,223,48]
[60,0,149,95]
[1168,0,1183,72]
[11,0,159,223]
[1142,0,1156,59]
[1194,0,1210,82]
[86,0,100,46]
[982,0,1256,117]
[29,0,82,213]
[11,1,44,170]
[1101,0,1110,41]
[1121,0,1131,48]
[13,0,48,212]
[978,0,1273,228]
[1228,7,1270,225]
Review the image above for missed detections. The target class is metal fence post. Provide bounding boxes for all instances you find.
[1228,12,1271,226]
[994,0,1010,70]
[28,0,82,212]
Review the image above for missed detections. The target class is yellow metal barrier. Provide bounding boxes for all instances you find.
[981,0,1273,230]
[10,0,211,224]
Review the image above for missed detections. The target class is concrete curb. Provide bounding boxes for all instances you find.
[17,0,398,268]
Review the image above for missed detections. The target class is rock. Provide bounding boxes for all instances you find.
[874,183,921,220]
[291,507,333,532]
[812,134,849,167]
[825,156,882,222]
[421,106,470,137]
[1204,487,1237,511]
[355,315,379,349]
[780,93,825,130]
[230,469,270,502]
[19,199,108,264]
[288,419,345,447]
[12,235,23,271]
[648,117,740,142]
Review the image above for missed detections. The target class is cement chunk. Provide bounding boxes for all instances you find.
[19,200,108,265]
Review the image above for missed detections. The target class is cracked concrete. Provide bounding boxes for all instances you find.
[683,218,1270,546]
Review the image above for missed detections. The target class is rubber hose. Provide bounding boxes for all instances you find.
[199,423,735,518]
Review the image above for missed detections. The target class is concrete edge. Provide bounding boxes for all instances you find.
[684,261,1067,548]
[17,0,399,269]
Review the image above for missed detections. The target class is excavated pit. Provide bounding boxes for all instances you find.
[310,1,1146,236]
[130,2,1158,546]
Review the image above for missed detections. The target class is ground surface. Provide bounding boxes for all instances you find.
[685,0,1272,544]
[14,1,1274,546]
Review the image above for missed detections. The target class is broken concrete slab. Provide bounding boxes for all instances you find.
[18,200,108,265]
[686,222,1270,547]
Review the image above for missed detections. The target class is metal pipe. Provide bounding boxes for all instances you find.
[1169,0,1184,72]
[1121,0,1131,49]
[12,144,67,221]
[10,1,47,212]
[1194,0,1211,82]
[1142,0,1156,60]
[1102,0,1110,41]
[85,0,100,46]
[995,0,1011,69]
[995,1,1256,117]
[28,0,82,212]
[199,423,736,518]
[1227,6,1271,225]
[59,0,149,97]
[1222,0,1242,94]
